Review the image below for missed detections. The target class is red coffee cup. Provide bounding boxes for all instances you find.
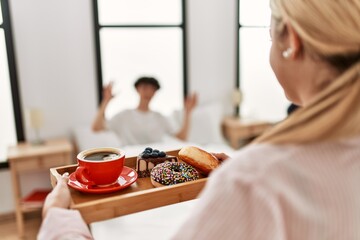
[75,147,125,186]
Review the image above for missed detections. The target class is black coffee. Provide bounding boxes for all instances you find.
[84,152,120,161]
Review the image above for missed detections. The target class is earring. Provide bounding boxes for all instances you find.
[282,48,293,59]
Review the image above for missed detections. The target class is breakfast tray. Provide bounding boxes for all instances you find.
[49,149,207,224]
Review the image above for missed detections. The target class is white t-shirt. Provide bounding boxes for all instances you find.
[107,109,177,146]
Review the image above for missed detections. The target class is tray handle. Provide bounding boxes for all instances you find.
[50,164,78,188]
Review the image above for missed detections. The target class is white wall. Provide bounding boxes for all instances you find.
[0,170,15,213]
[187,0,237,115]
[11,0,98,141]
[0,0,236,214]
[0,0,98,215]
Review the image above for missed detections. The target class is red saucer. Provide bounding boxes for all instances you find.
[68,166,138,194]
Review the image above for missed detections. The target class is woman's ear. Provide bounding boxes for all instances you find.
[285,22,303,59]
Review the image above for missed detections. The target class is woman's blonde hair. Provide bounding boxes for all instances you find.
[255,0,360,144]
[270,0,360,57]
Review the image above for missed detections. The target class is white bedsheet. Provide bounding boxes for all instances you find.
[90,199,198,240]
[72,126,235,158]
[120,136,235,158]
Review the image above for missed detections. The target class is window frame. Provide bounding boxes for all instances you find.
[0,0,24,168]
[92,0,188,104]
[236,0,273,116]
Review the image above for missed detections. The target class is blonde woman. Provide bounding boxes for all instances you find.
[39,0,360,239]
[175,0,360,238]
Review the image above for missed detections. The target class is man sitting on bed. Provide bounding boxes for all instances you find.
[92,77,197,145]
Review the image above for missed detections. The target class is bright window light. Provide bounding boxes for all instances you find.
[98,0,182,25]
[100,28,183,118]
[239,28,288,122]
[240,0,271,26]
[239,1,289,122]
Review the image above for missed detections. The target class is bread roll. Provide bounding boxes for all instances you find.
[178,146,219,175]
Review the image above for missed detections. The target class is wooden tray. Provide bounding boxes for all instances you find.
[49,149,207,224]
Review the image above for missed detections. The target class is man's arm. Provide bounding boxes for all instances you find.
[92,83,113,132]
[175,93,198,141]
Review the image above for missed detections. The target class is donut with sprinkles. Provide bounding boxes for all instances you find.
[150,162,199,187]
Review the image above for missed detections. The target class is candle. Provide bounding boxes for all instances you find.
[29,109,43,130]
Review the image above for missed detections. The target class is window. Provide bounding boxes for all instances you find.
[0,0,24,166]
[94,0,186,118]
[237,0,289,122]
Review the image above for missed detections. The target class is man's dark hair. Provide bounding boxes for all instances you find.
[287,103,299,115]
[134,77,160,90]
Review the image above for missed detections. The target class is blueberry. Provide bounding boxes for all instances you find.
[151,152,159,158]
[142,153,150,158]
[159,151,166,157]
[153,149,160,153]
[145,147,152,153]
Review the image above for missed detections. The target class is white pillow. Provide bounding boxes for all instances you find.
[72,126,121,151]
[171,103,225,145]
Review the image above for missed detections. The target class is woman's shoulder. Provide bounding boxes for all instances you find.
[218,143,296,181]
[218,137,360,184]
[232,136,360,164]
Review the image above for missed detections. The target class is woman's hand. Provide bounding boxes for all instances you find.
[42,172,71,218]
[212,153,230,162]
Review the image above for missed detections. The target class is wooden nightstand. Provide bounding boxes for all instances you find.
[7,138,73,238]
[222,117,274,149]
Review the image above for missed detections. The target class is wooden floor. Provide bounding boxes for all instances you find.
[0,214,41,240]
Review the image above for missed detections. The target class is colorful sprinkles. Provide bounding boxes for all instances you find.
[150,162,199,186]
